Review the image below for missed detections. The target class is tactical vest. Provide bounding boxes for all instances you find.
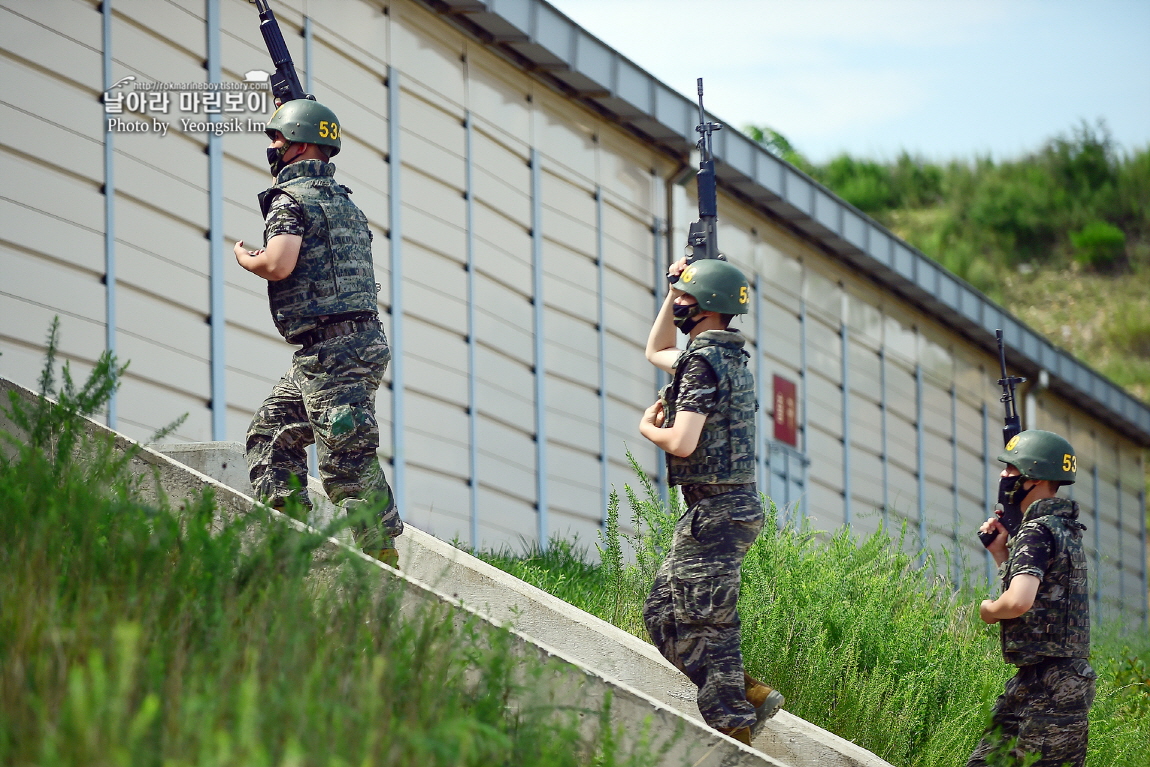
[258,160,377,340]
[663,330,757,487]
[1000,498,1090,664]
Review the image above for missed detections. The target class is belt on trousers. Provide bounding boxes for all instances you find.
[292,314,379,348]
[681,482,755,507]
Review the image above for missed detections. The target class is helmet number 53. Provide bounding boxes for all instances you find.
[1062,454,1077,472]
[318,120,340,140]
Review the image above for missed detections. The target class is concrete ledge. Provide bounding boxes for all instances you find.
[1,379,787,767]
[153,440,893,767]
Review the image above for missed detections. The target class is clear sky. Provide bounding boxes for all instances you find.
[548,0,1150,164]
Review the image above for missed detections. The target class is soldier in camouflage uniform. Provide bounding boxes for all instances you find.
[234,100,402,567]
[969,430,1094,767]
[638,258,784,746]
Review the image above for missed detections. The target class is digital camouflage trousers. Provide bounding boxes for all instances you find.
[967,657,1096,767]
[245,325,403,539]
[643,486,764,730]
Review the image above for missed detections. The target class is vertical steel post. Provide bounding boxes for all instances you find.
[1117,472,1124,612]
[530,148,548,549]
[465,112,479,548]
[951,384,961,585]
[207,0,226,440]
[755,274,766,495]
[1092,464,1102,616]
[102,0,117,428]
[983,401,994,588]
[652,217,668,505]
[303,15,313,94]
[1140,487,1148,630]
[916,362,926,561]
[387,67,406,518]
[880,346,889,531]
[799,288,808,522]
[596,189,609,528]
[841,297,851,528]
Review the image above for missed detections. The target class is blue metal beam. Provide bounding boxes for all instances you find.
[983,401,993,588]
[387,67,406,518]
[102,0,117,429]
[951,383,960,585]
[799,291,808,522]
[652,216,668,505]
[465,111,479,548]
[596,191,613,522]
[303,16,313,94]
[1141,487,1148,630]
[530,148,548,549]
[755,274,766,495]
[1092,464,1102,615]
[207,0,225,440]
[880,346,889,532]
[916,362,926,561]
[841,306,851,527]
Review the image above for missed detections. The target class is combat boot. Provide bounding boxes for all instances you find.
[745,672,784,736]
[717,725,753,746]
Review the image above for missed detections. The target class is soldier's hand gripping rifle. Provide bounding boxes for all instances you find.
[249,0,314,105]
[670,78,723,284]
[978,329,1028,548]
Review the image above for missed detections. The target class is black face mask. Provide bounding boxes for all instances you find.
[996,474,1031,537]
[267,142,293,177]
[672,303,703,334]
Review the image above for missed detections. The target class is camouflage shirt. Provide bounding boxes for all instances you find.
[263,192,306,239]
[663,329,757,487]
[1000,497,1090,665]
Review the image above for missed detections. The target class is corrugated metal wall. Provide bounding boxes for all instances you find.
[1,0,1145,624]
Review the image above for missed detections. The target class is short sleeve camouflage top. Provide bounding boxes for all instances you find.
[1007,523,1054,582]
[674,355,719,415]
[263,192,306,239]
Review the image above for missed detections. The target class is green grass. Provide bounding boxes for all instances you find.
[0,323,662,767]
[479,458,1150,767]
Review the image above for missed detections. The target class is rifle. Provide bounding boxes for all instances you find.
[979,328,1028,547]
[249,0,313,105]
[670,78,723,283]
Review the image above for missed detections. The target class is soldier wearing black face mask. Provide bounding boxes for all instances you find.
[969,430,1094,767]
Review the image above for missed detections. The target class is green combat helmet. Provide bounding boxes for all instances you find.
[677,259,751,314]
[998,429,1077,484]
[265,99,342,157]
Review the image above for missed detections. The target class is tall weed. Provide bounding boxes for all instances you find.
[483,470,1150,767]
[0,324,661,767]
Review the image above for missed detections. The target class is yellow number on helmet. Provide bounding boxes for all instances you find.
[1062,454,1076,472]
[319,121,329,138]
[1005,435,1020,452]
[739,286,748,303]
[682,266,696,283]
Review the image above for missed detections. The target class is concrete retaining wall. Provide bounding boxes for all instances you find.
[1,377,789,767]
[153,441,893,767]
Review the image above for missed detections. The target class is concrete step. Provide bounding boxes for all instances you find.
[0,377,784,767]
[155,440,894,767]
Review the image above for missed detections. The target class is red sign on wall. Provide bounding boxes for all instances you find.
[773,375,798,447]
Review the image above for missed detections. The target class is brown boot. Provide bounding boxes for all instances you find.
[745,672,784,736]
[717,725,753,746]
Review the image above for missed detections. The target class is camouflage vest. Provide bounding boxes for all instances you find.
[663,330,757,486]
[1000,498,1090,665]
[258,160,377,340]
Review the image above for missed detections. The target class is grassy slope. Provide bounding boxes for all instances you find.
[481,484,1150,767]
[0,338,657,767]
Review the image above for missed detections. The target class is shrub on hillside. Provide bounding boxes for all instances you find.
[1071,220,1127,269]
